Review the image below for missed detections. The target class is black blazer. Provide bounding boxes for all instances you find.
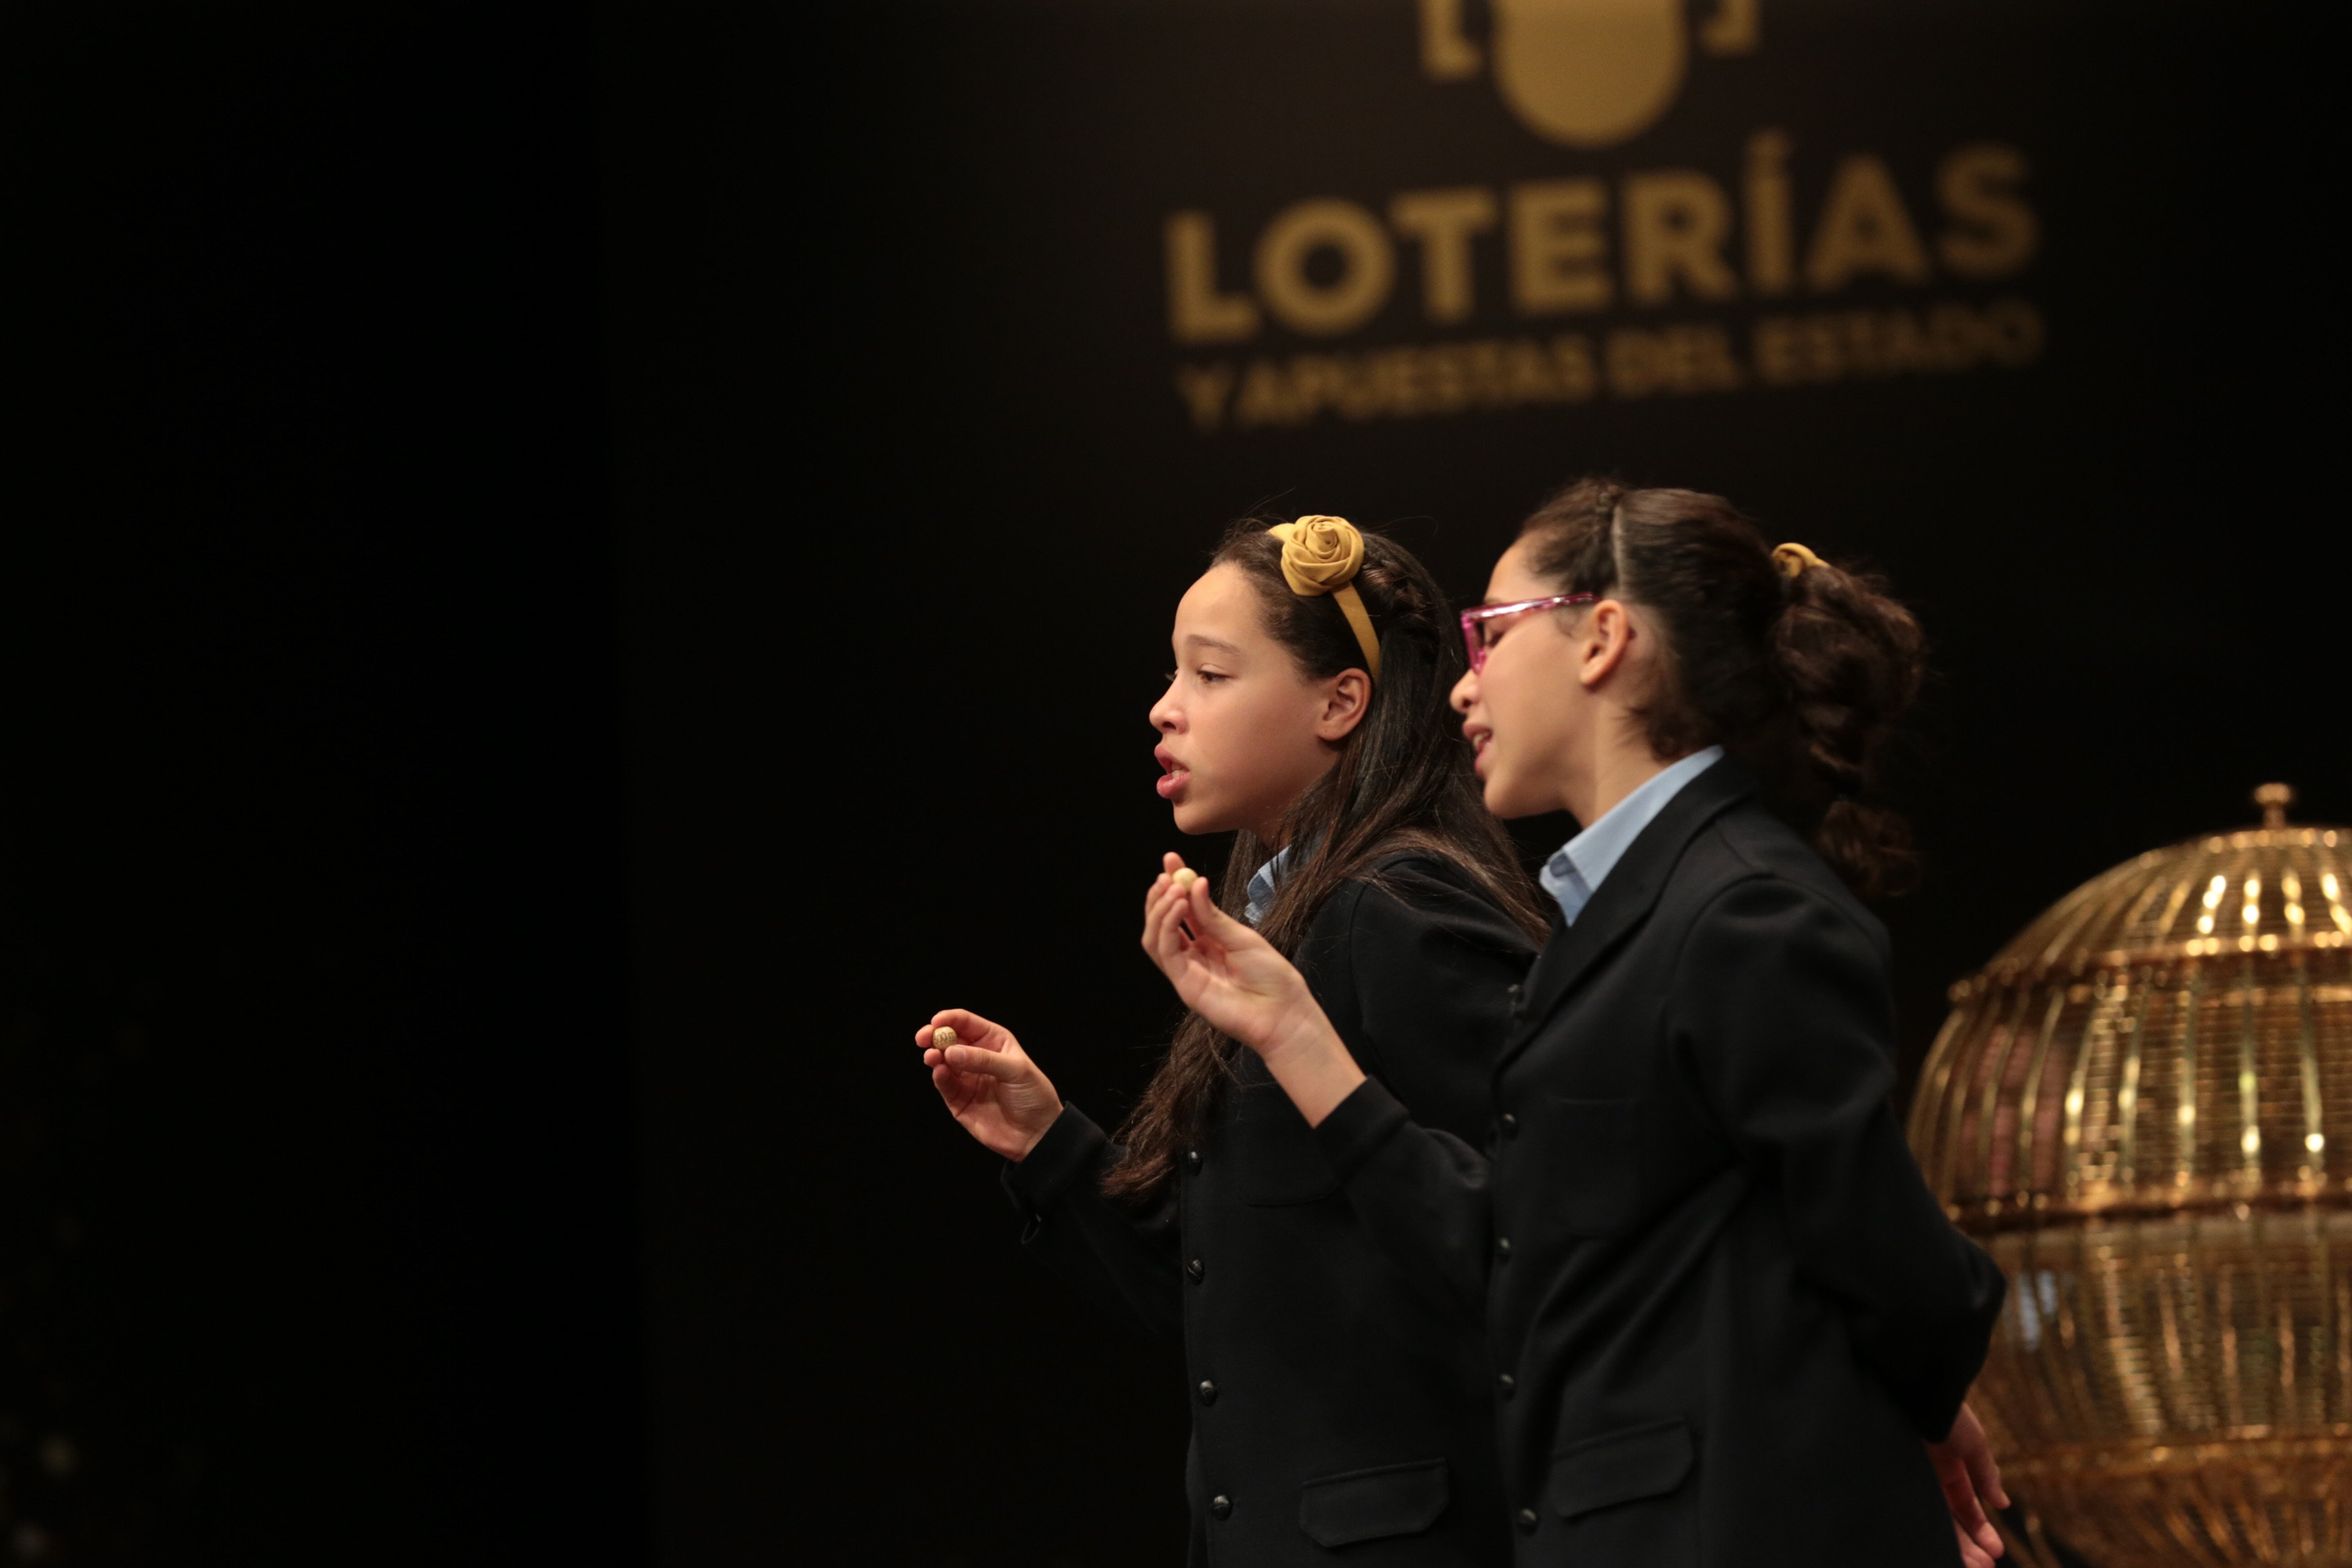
[1003,852,1536,1566]
[1315,760,2004,1565]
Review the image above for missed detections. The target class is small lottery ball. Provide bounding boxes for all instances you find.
[932,1026,958,1050]
[1173,868,1199,891]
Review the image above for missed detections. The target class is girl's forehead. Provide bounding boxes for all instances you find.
[1487,541,1544,595]
[1173,562,1264,638]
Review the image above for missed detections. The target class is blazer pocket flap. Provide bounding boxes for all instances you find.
[1298,1458,1451,1547]
[1548,1419,1694,1519]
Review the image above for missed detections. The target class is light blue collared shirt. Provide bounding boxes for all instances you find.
[1540,746,1725,926]
[1245,842,1300,927]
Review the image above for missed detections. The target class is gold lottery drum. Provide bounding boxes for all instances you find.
[1908,785,2352,1566]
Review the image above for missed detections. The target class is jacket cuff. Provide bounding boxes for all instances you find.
[1000,1104,1110,1215]
[1312,1077,1412,1183]
[1910,1262,2008,1440]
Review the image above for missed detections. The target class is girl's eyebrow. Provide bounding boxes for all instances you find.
[1181,634,1244,654]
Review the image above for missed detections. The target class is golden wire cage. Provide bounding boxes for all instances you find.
[1908,785,2352,1567]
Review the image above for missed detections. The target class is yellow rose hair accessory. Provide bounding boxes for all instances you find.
[1267,516,1380,678]
[1771,542,1826,579]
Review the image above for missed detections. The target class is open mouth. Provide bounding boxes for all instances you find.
[1155,745,1191,799]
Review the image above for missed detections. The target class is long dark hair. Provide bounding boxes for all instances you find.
[1517,478,1926,897]
[1102,520,1546,1202]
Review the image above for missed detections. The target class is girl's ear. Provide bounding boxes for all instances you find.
[1577,600,1638,689]
[1315,668,1373,742]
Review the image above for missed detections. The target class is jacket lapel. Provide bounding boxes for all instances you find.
[1500,756,1759,1069]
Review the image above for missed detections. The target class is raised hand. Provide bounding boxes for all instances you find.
[1140,853,1322,1055]
[1140,853,1366,1126]
[1927,1401,2008,1568]
[916,1008,1064,1161]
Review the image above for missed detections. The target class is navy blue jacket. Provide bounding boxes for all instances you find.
[1316,761,2004,1565]
[1003,852,1536,1565]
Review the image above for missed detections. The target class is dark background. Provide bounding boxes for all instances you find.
[3,5,637,1563]
[2,2,2343,1564]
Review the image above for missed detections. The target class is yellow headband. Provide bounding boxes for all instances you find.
[1772,542,1825,579]
[1267,516,1381,679]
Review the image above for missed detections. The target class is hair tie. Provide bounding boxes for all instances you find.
[1772,542,1825,580]
[1267,517,1381,679]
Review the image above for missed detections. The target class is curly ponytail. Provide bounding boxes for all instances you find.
[1771,554,1924,895]
[1519,479,1926,898]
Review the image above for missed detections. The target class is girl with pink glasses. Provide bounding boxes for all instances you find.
[1138,481,2012,1568]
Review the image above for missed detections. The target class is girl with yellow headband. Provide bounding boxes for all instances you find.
[916,515,1545,1564]
[1140,481,2012,1568]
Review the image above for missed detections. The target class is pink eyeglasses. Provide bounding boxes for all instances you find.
[1459,593,1596,672]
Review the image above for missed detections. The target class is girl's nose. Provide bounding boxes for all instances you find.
[1449,667,1479,715]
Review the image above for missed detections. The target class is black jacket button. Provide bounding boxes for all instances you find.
[1187,1258,1205,1283]
[1516,1507,1538,1533]
[1210,1495,1232,1520]
[1498,1372,1516,1399]
[1499,1112,1518,1138]
[1507,983,1525,1020]
[1198,1379,1218,1405]
[1185,1149,1202,1175]
[1495,1235,1512,1263]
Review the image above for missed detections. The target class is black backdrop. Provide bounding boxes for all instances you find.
[3,3,2345,1564]
[4,6,638,1562]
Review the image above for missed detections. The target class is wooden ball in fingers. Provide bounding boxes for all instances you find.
[1172,868,1198,891]
[931,1026,958,1051]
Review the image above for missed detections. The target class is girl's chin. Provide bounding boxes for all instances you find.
[1481,773,1547,822]
[1169,800,1217,836]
